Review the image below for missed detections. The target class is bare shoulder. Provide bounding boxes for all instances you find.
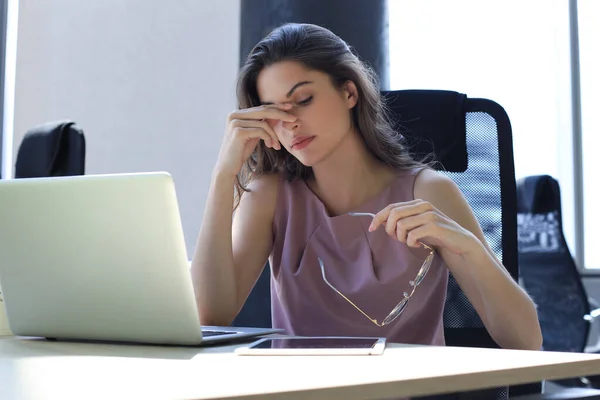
[245,173,280,195]
[413,168,470,220]
[414,168,462,201]
[232,172,281,261]
[236,172,281,218]
[242,174,280,203]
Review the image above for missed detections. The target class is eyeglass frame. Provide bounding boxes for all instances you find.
[317,212,435,327]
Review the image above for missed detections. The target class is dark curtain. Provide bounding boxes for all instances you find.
[239,0,389,89]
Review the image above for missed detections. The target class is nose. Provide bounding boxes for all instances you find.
[281,118,299,132]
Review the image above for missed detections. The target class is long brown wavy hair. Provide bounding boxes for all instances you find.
[234,23,430,208]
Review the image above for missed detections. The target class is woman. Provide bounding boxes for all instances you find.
[191,23,542,350]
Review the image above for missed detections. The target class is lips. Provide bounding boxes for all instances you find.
[291,136,315,150]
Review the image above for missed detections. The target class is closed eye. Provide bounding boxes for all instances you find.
[295,96,313,106]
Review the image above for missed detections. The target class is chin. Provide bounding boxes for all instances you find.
[292,149,330,169]
[295,158,315,168]
[293,151,325,167]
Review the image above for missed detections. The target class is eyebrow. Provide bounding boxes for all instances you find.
[260,81,313,105]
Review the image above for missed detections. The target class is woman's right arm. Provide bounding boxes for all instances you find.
[190,104,295,326]
[190,172,279,326]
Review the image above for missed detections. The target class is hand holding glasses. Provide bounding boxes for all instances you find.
[318,212,434,327]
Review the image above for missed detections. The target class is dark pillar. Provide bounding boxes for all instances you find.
[0,0,8,177]
[239,0,390,89]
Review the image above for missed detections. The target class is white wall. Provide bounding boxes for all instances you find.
[12,0,241,254]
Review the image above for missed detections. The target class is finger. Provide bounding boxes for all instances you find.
[257,120,281,150]
[384,207,415,237]
[265,102,294,110]
[230,119,280,149]
[235,105,297,122]
[234,126,274,148]
[396,219,411,244]
[240,119,281,150]
[384,211,399,238]
[387,201,434,230]
[405,225,434,248]
[369,200,422,232]
[369,205,394,232]
[395,213,435,244]
[230,120,272,148]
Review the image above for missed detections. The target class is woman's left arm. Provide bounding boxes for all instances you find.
[370,169,542,351]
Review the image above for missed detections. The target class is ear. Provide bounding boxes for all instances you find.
[343,80,359,109]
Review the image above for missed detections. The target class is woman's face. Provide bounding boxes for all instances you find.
[256,61,358,167]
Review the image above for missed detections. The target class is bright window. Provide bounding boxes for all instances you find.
[388,0,576,254]
[579,0,600,268]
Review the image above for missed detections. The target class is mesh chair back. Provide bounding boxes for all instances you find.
[384,91,517,340]
[517,174,590,353]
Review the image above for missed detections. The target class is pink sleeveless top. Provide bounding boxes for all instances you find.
[269,168,449,345]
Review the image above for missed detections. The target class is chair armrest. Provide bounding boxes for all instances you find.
[584,301,600,352]
[584,307,600,322]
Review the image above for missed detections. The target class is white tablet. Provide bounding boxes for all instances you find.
[234,336,386,356]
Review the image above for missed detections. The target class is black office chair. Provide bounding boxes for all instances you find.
[517,174,600,395]
[15,120,86,178]
[386,90,527,400]
[234,89,531,399]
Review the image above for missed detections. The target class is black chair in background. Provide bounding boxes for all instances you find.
[517,174,600,395]
[235,89,535,399]
[15,120,86,178]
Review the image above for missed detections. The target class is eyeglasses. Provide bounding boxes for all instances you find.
[317,212,435,327]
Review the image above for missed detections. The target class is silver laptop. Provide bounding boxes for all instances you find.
[0,172,281,345]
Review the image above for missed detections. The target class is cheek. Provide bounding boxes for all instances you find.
[309,102,349,132]
[295,105,325,127]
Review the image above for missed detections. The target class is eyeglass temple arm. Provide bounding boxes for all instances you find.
[348,212,434,252]
[318,257,382,326]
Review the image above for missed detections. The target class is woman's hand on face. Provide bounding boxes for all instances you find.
[368,199,479,255]
[215,103,297,178]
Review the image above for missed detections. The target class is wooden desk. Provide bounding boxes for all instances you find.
[1,337,600,400]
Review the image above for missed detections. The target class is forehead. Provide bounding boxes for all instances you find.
[256,61,328,102]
